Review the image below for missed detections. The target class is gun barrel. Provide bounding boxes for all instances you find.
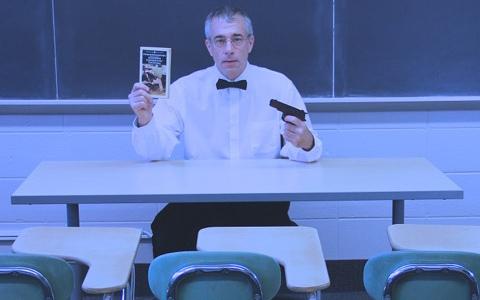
[269,99,306,121]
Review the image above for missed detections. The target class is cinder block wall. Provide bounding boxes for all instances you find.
[1,109,479,260]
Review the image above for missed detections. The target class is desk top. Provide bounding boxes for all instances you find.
[12,158,463,204]
[389,224,480,252]
[197,226,330,292]
[12,226,141,294]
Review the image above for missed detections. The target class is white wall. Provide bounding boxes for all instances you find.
[1,109,479,260]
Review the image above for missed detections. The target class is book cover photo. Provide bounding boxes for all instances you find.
[139,47,171,99]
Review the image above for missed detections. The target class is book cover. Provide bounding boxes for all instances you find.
[139,47,171,99]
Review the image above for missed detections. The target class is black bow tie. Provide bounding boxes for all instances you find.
[216,79,247,90]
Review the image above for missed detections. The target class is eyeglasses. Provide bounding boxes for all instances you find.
[211,35,250,48]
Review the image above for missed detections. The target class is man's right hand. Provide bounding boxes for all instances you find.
[128,83,154,127]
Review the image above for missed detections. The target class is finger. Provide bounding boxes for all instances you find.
[130,87,151,98]
[131,101,149,112]
[130,90,153,105]
[129,97,152,113]
[128,94,144,107]
[129,95,148,104]
[282,131,299,146]
[131,95,151,106]
[131,82,150,93]
[283,115,303,126]
[284,123,302,135]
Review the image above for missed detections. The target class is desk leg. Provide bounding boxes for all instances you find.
[67,204,80,227]
[392,200,404,224]
[66,204,81,299]
[307,290,321,300]
[70,261,87,300]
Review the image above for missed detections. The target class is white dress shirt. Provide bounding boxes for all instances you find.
[132,63,322,162]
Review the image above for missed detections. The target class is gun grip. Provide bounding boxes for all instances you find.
[281,113,295,125]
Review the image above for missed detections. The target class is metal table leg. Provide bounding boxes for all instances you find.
[67,204,80,227]
[392,199,405,225]
[307,290,321,300]
[66,204,81,299]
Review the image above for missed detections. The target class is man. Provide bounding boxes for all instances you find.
[128,6,322,257]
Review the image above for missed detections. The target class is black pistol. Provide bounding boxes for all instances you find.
[269,99,307,122]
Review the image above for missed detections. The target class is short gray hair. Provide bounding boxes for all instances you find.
[204,6,254,39]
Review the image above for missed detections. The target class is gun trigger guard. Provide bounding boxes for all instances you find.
[282,114,295,126]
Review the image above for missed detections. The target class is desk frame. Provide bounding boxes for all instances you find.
[65,201,405,227]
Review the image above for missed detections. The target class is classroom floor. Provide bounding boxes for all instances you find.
[322,291,370,300]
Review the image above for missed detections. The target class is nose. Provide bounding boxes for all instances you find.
[224,39,234,53]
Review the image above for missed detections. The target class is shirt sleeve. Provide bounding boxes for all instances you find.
[279,80,323,163]
[131,85,184,160]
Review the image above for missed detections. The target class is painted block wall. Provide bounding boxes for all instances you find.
[1,109,479,260]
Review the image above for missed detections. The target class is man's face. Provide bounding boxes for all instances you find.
[205,15,254,80]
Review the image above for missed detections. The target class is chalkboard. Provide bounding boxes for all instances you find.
[0,0,56,99]
[55,0,332,99]
[335,0,480,97]
[3,0,480,100]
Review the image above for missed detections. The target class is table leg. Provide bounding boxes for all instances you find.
[66,204,82,299]
[307,290,321,300]
[66,204,80,227]
[392,200,404,224]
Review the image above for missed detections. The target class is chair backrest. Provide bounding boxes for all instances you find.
[364,251,480,300]
[148,251,281,300]
[0,254,73,300]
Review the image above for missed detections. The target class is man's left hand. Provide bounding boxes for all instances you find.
[282,115,314,151]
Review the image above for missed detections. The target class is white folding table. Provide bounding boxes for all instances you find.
[12,158,463,227]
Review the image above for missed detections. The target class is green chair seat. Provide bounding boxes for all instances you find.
[0,253,73,300]
[148,251,281,300]
[364,251,480,300]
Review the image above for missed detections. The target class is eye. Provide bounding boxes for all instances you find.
[214,38,226,46]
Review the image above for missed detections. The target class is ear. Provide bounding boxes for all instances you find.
[247,35,255,54]
[205,39,214,57]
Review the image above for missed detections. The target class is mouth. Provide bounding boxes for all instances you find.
[222,59,238,65]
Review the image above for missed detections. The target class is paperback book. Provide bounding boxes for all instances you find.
[139,46,171,99]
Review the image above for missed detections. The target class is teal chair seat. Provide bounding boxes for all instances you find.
[364,251,480,300]
[148,251,281,300]
[0,253,73,300]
